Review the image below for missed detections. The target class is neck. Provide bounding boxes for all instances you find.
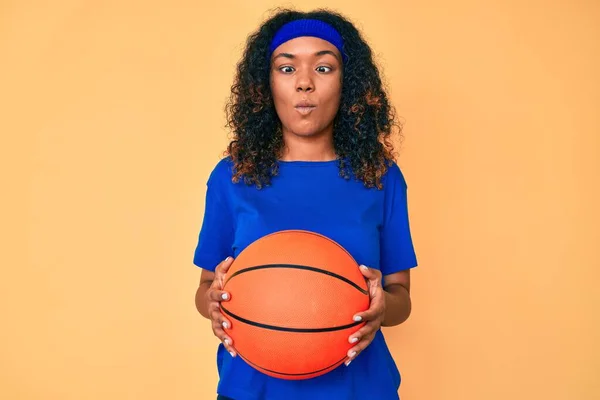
[279,130,336,162]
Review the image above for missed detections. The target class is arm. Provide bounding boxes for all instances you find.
[345,266,413,366]
[194,257,238,357]
[195,269,216,319]
[345,164,418,365]
[382,269,411,327]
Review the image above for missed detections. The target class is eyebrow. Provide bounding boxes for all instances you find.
[272,50,340,62]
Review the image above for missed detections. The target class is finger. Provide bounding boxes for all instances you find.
[211,322,237,357]
[348,319,379,344]
[216,256,235,275]
[358,264,382,281]
[345,333,376,366]
[352,309,376,323]
[210,308,231,329]
[210,308,232,330]
[352,298,384,322]
[208,299,229,316]
[211,321,231,343]
[209,289,231,302]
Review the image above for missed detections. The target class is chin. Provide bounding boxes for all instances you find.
[289,125,325,137]
[292,130,319,137]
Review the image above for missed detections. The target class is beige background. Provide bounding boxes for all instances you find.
[2,0,599,399]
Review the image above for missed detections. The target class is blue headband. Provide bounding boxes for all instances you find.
[268,19,347,63]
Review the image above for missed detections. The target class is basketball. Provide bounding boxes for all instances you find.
[221,230,370,380]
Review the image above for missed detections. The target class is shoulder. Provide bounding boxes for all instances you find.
[382,161,408,190]
[207,156,235,187]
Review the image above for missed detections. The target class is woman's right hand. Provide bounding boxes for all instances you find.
[205,256,237,357]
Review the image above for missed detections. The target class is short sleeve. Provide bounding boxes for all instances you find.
[192,161,235,271]
[380,163,418,276]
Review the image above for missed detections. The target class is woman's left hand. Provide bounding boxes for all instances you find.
[346,265,386,366]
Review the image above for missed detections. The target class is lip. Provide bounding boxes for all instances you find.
[295,106,316,115]
[295,100,317,107]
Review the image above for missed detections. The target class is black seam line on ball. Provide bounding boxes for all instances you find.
[224,263,369,295]
[220,305,363,333]
[236,349,348,376]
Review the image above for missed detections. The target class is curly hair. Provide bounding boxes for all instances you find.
[225,8,402,189]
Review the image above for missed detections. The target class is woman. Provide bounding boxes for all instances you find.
[194,8,418,400]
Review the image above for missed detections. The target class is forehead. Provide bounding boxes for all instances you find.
[272,36,340,58]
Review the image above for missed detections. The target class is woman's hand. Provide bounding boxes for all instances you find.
[345,265,386,366]
[204,256,237,357]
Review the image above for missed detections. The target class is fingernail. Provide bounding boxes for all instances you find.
[360,265,368,270]
[349,350,357,358]
[229,351,235,357]
[224,338,231,345]
[353,315,362,322]
[226,256,232,261]
[345,359,352,367]
[222,321,229,329]
[221,292,229,300]
[350,337,359,343]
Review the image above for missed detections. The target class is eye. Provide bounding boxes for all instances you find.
[316,66,333,73]
[279,66,294,73]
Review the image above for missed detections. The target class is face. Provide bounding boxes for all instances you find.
[270,36,343,139]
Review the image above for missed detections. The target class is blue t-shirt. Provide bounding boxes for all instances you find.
[193,158,418,400]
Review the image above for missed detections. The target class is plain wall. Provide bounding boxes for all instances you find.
[2,1,599,399]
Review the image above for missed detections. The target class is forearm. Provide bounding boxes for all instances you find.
[195,281,212,319]
[381,284,412,327]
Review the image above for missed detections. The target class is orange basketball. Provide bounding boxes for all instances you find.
[221,230,370,380]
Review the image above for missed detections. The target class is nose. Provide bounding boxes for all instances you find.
[295,70,314,93]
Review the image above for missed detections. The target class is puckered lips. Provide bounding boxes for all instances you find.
[295,99,317,116]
